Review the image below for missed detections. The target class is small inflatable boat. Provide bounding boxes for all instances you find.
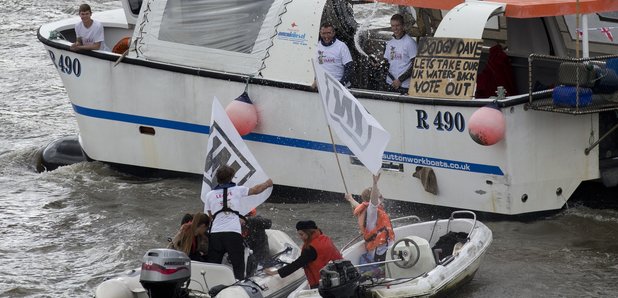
[288,211,493,298]
[95,229,305,298]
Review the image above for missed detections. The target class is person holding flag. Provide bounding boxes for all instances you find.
[201,97,275,280]
[344,173,394,276]
[204,165,273,280]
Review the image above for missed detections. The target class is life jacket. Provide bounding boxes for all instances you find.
[303,233,343,288]
[208,183,247,235]
[353,202,395,251]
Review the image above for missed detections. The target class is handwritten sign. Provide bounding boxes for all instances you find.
[408,37,483,99]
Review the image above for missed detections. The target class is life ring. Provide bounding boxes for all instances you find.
[112,37,131,54]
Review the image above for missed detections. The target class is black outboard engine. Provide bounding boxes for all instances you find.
[318,259,360,298]
[139,249,191,298]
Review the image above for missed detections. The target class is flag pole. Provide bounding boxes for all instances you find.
[327,124,349,194]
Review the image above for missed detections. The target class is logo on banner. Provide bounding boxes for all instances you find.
[321,73,373,150]
[203,122,256,188]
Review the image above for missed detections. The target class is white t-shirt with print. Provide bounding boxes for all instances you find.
[384,34,417,88]
[316,39,353,81]
[75,19,110,51]
[203,185,252,234]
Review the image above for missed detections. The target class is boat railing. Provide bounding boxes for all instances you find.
[526,53,618,115]
[446,210,477,242]
[341,215,422,252]
[390,215,422,224]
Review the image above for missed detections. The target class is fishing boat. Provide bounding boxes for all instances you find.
[288,210,492,298]
[37,0,618,214]
[94,229,305,298]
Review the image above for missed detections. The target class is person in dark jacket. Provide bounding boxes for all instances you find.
[265,220,342,288]
[243,212,272,265]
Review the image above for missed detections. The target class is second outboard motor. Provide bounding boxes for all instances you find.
[139,249,191,298]
[318,259,360,298]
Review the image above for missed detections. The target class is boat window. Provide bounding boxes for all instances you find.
[598,11,618,23]
[158,0,275,54]
[128,0,142,15]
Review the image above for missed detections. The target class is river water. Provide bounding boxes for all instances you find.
[1,0,618,297]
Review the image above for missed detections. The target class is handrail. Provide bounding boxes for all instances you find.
[446,210,477,241]
[390,215,422,223]
[341,215,422,252]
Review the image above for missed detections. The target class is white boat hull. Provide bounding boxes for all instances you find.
[38,1,618,214]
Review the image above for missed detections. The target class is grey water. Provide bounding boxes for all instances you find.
[1,0,618,297]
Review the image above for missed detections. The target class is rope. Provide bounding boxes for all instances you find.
[135,0,154,57]
[258,0,293,76]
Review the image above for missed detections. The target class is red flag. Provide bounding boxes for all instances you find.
[576,28,583,38]
[600,27,614,42]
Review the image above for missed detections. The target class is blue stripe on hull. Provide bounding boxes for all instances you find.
[72,104,504,175]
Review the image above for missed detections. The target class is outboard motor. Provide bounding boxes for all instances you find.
[318,259,360,298]
[139,249,191,298]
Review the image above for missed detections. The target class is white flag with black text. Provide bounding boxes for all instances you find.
[200,97,272,214]
[313,60,390,174]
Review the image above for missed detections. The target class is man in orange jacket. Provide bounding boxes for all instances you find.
[264,220,342,288]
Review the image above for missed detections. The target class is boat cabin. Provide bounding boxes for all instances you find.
[81,0,618,98]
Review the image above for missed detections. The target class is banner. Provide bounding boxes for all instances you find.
[200,97,272,215]
[312,60,390,174]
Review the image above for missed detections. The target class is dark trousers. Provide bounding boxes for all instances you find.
[207,232,245,280]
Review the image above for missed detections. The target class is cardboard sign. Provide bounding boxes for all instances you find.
[408,37,483,99]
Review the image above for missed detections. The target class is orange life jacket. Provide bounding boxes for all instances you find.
[353,202,395,251]
[303,233,343,288]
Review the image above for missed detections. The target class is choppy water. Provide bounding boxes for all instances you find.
[1,1,618,297]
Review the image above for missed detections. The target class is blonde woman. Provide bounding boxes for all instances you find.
[170,212,210,261]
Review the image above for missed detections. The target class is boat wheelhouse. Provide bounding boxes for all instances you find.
[38,0,618,214]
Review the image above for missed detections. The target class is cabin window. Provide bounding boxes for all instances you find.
[128,0,143,15]
[158,0,275,54]
[598,11,618,23]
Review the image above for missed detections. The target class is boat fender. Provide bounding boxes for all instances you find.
[112,37,131,54]
[225,92,258,136]
[38,136,88,172]
[94,279,133,298]
[468,104,505,146]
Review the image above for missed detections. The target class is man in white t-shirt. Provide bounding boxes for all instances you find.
[70,4,110,52]
[203,165,273,280]
[312,23,354,89]
[384,14,417,94]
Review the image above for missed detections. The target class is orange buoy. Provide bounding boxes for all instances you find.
[112,37,131,54]
[225,92,258,136]
[468,104,505,146]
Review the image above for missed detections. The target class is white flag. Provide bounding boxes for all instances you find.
[313,60,390,174]
[200,97,272,215]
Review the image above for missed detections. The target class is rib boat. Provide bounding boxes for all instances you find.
[94,229,305,298]
[288,211,493,298]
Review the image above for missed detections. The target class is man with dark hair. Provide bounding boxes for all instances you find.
[384,13,417,94]
[312,22,354,89]
[70,4,110,52]
[203,165,273,280]
[265,220,342,289]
